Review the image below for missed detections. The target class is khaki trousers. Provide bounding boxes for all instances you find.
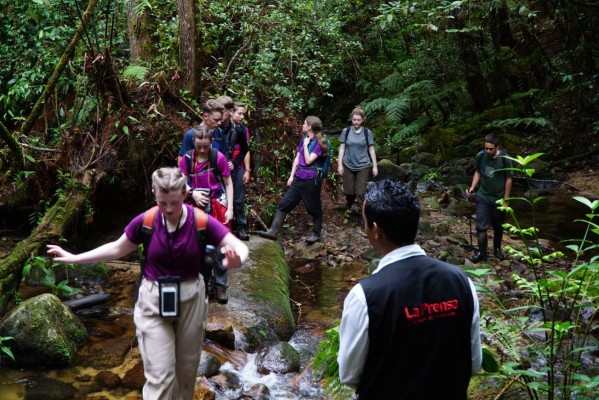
[342,166,371,209]
[134,275,208,400]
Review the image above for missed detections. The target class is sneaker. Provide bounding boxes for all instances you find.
[216,287,228,304]
[237,228,250,241]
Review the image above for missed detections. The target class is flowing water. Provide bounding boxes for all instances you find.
[0,190,595,399]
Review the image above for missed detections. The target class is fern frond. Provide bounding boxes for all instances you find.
[484,117,552,131]
[76,95,97,126]
[123,65,149,83]
[363,97,391,115]
[389,114,431,147]
[380,70,405,93]
[385,95,411,123]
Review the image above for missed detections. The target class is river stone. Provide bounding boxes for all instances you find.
[242,383,270,399]
[121,357,144,389]
[197,351,221,377]
[411,152,437,167]
[255,341,300,374]
[94,370,121,389]
[0,293,88,368]
[22,376,77,400]
[375,159,408,182]
[398,146,419,164]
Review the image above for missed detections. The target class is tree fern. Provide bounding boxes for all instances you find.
[484,117,551,131]
[122,64,149,83]
[379,69,406,93]
[384,94,411,123]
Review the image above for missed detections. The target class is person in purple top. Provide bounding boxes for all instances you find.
[259,116,328,244]
[47,167,249,400]
[179,124,234,304]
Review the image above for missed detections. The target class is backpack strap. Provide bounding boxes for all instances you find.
[184,149,195,185]
[209,148,225,189]
[341,126,351,142]
[141,205,158,265]
[135,206,158,300]
[476,150,485,172]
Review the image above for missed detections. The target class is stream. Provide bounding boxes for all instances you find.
[0,189,596,399]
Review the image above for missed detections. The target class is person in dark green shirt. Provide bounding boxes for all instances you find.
[466,133,513,262]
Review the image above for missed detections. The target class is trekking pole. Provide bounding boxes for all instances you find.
[469,214,473,247]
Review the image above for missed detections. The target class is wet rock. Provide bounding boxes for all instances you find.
[198,351,222,377]
[243,383,271,399]
[193,385,216,400]
[207,237,295,352]
[295,240,325,260]
[24,377,77,400]
[205,321,236,349]
[122,357,144,389]
[255,341,300,374]
[210,370,241,391]
[95,370,121,389]
[0,293,88,368]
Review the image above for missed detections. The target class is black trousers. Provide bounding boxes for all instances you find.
[278,176,322,218]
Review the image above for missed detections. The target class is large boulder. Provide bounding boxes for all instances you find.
[206,237,296,352]
[0,293,88,368]
[375,159,409,182]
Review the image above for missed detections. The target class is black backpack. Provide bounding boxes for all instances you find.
[184,148,224,189]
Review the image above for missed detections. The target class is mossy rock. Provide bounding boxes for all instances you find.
[0,293,88,368]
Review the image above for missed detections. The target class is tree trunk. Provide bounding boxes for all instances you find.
[451,9,491,113]
[0,170,103,316]
[0,120,23,170]
[177,0,200,98]
[125,0,153,63]
[18,0,100,143]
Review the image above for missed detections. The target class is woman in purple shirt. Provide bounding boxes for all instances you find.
[47,167,249,400]
[259,116,328,244]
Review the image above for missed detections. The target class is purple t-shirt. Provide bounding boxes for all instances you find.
[294,136,322,180]
[125,204,229,281]
[178,150,230,198]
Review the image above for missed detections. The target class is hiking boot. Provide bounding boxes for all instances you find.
[306,216,322,244]
[207,278,215,299]
[306,232,321,244]
[258,210,286,240]
[471,252,487,263]
[237,228,249,241]
[216,287,228,304]
[494,248,505,260]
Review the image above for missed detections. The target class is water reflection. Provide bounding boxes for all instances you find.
[509,191,593,244]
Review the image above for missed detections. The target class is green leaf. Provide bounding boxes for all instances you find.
[482,348,499,373]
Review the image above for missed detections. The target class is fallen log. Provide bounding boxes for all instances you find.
[64,292,110,310]
[0,170,103,316]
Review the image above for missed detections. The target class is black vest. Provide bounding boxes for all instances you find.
[357,255,475,400]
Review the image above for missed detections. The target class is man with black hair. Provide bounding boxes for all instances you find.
[466,133,513,262]
[338,180,482,400]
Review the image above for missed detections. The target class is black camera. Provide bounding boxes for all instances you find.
[193,188,211,214]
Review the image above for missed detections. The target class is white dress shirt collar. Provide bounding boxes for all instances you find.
[372,244,427,275]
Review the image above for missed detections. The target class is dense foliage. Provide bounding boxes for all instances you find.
[1,0,598,397]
